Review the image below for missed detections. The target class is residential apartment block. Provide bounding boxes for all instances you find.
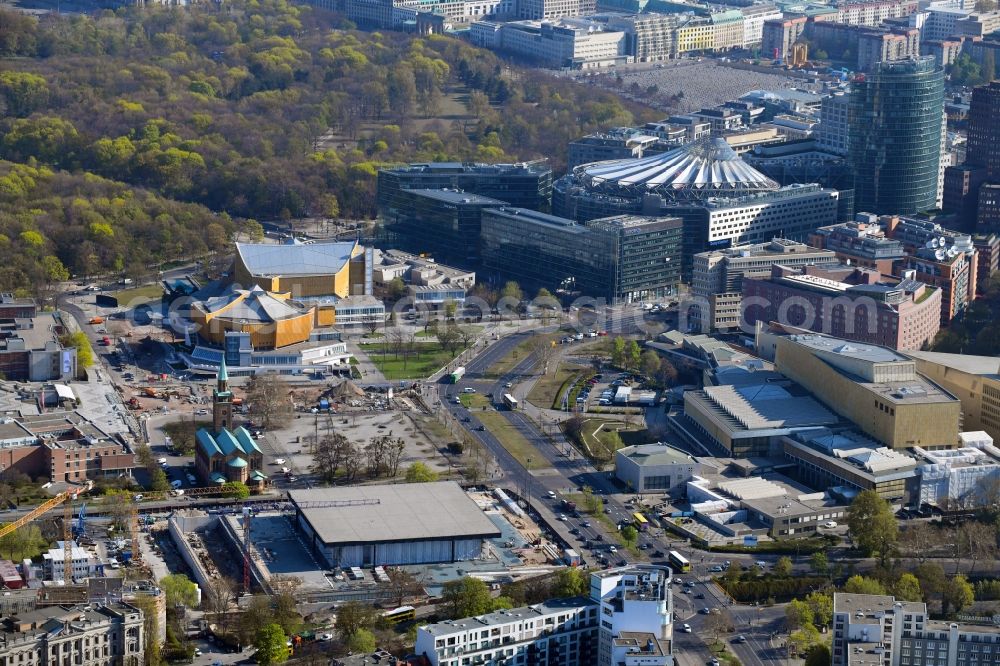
[833,592,1000,666]
[415,565,673,666]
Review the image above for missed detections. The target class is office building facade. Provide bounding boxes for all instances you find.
[742,264,942,350]
[379,188,505,268]
[480,209,683,303]
[847,57,945,215]
[377,161,553,213]
[691,239,837,330]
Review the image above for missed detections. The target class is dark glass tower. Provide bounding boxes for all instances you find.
[848,57,945,215]
[966,80,1000,180]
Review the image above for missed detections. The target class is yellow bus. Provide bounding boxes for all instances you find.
[383,606,416,624]
[632,512,649,532]
[668,550,691,573]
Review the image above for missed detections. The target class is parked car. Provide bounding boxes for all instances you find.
[682,624,692,633]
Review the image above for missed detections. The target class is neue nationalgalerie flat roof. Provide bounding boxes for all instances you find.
[289,481,501,546]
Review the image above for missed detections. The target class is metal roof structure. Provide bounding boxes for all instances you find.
[576,137,779,199]
[290,481,501,546]
[236,241,358,277]
[196,286,308,324]
[703,383,838,430]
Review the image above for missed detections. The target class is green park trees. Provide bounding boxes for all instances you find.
[847,490,898,565]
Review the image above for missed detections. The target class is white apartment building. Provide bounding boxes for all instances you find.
[41,541,103,582]
[836,0,919,27]
[833,593,1000,666]
[415,598,601,666]
[415,566,674,666]
[592,566,673,666]
[741,5,784,49]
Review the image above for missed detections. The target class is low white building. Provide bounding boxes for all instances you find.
[914,431,1000,507]
[615,444,699,494]
[492,18,630,69]
[42,540,103,582]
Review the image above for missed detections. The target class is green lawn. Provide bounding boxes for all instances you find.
[484,333,561,378]
[578,418,642,461]
[527,364,578,409]
[460,393,491,409]
[113,284,165,304]
[476,410,549,470]
[360,342,459,380]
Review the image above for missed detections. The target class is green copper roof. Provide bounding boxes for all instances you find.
[218,356,228,383]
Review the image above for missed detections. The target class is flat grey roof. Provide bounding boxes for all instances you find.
[236,241,358,277]
[618,443,695,466]
[406,189,506,205]
[834,593,924,617]
[421,597,595,636]
[906,350,1000,377]
[789,334,906,364]
[290,481,501,545]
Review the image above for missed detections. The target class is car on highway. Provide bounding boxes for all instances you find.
[505,382,513,388]
[454,397,462,405]
[732,636,747,644]
[695,593,705,599]
[463,388,477,394]
[581,521,591,527]
[710,658,720,666]
[558,514,568,521]
[476,425,485,431]
[547,490,557,498]
[639,543,650,550]
[609,545,617,553]
[157,457,167,464]
[699,608,711,615]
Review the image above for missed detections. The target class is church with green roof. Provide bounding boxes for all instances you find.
[194,358,268,487]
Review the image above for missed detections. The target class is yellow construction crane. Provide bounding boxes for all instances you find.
[63,501,72,585]
[0,491,73,541]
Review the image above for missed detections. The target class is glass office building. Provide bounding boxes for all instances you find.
[848,57,945,215]
[378,188,505,268]
[480,208,683,303]
[377,161,553,213]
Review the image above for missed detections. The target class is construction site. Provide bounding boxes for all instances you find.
[163,484,578,606]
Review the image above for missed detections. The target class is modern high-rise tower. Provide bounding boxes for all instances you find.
[848,56,945,215]
[966,80,1000,179]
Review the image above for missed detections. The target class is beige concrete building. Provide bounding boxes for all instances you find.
[774,334,961,449]
[905,350,1000,442]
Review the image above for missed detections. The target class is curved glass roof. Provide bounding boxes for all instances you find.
[577,137,779,197]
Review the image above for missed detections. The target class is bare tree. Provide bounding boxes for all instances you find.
[385,327,406,359]
[386,436,406,476]
[957,521,996,574]
[245,374,293,429]
[436,323,462,357]
[314,433,348,483]
[342,442,362,481]
[387,569,424,607]
[530,336,557,375]
[206,577,237,636]
[456,326,477,350]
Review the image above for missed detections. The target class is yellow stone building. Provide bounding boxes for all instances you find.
[774,334,961,449]
[190,286,315,349]
[906,351,1000,443]
[233,240,373,328]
